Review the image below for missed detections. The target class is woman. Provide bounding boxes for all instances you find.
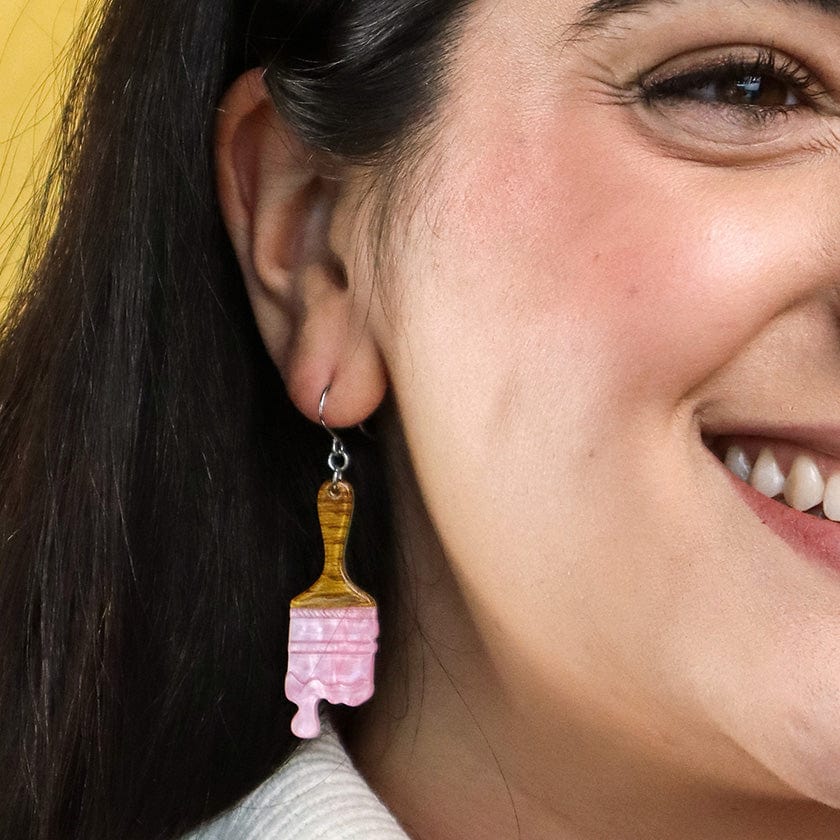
[4,0,840,836]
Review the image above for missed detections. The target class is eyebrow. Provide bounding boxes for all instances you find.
[574,0,840,31]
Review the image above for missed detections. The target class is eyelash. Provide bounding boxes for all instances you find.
[638,49,824,116]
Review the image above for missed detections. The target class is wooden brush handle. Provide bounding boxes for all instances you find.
[290,480,376,608]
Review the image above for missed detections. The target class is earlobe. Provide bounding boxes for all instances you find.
[215,69,387,428]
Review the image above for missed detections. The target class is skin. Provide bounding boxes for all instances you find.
[215,0,840,836]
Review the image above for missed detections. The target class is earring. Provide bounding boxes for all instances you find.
[284,386,379,739]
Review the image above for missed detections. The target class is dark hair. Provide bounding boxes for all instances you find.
[0,1,469,837]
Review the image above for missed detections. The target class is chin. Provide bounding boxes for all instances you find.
[718,670,840,807]
[764,733,840,807]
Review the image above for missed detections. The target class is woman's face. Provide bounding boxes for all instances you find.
[358,0,840,809]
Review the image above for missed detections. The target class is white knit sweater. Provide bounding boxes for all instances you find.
[183,724,409,839]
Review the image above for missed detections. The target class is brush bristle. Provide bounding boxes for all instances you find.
[285,606,379,738]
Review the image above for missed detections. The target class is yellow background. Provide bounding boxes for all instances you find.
[1,0,90,305]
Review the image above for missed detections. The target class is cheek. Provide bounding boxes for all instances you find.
[378,104,826,593]
[375,90,838,771]
[436,116,822,405]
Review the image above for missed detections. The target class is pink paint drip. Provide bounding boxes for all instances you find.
[285,606,379,738]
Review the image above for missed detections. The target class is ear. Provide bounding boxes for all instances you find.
[215,68,387,427]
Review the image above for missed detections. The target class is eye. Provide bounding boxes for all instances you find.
[678,71,798,108]
[640,49,822,114]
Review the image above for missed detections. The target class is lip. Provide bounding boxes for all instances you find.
[708,447,840,572]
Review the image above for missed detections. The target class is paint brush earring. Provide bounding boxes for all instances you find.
[284,386,379,739]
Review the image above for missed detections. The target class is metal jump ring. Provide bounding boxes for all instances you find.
[319,385,350,484]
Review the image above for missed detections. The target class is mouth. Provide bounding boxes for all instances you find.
[705,431,840,569]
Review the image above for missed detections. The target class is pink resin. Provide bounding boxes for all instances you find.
[285,606,379,738]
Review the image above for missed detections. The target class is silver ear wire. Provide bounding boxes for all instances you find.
[319,385,350,485]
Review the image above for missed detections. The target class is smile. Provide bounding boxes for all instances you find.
[708,434,840,567]
[717,438,840,520]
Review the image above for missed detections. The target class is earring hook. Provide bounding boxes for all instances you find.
[319,385,350,485]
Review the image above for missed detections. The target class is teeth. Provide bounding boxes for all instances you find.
[748,447,786,498]
[824,474,840,522]
[783,455,826,512]
[724,445,752,481]
[720,443,840,521]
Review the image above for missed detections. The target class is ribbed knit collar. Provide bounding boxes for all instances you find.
[183,722,409,839]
